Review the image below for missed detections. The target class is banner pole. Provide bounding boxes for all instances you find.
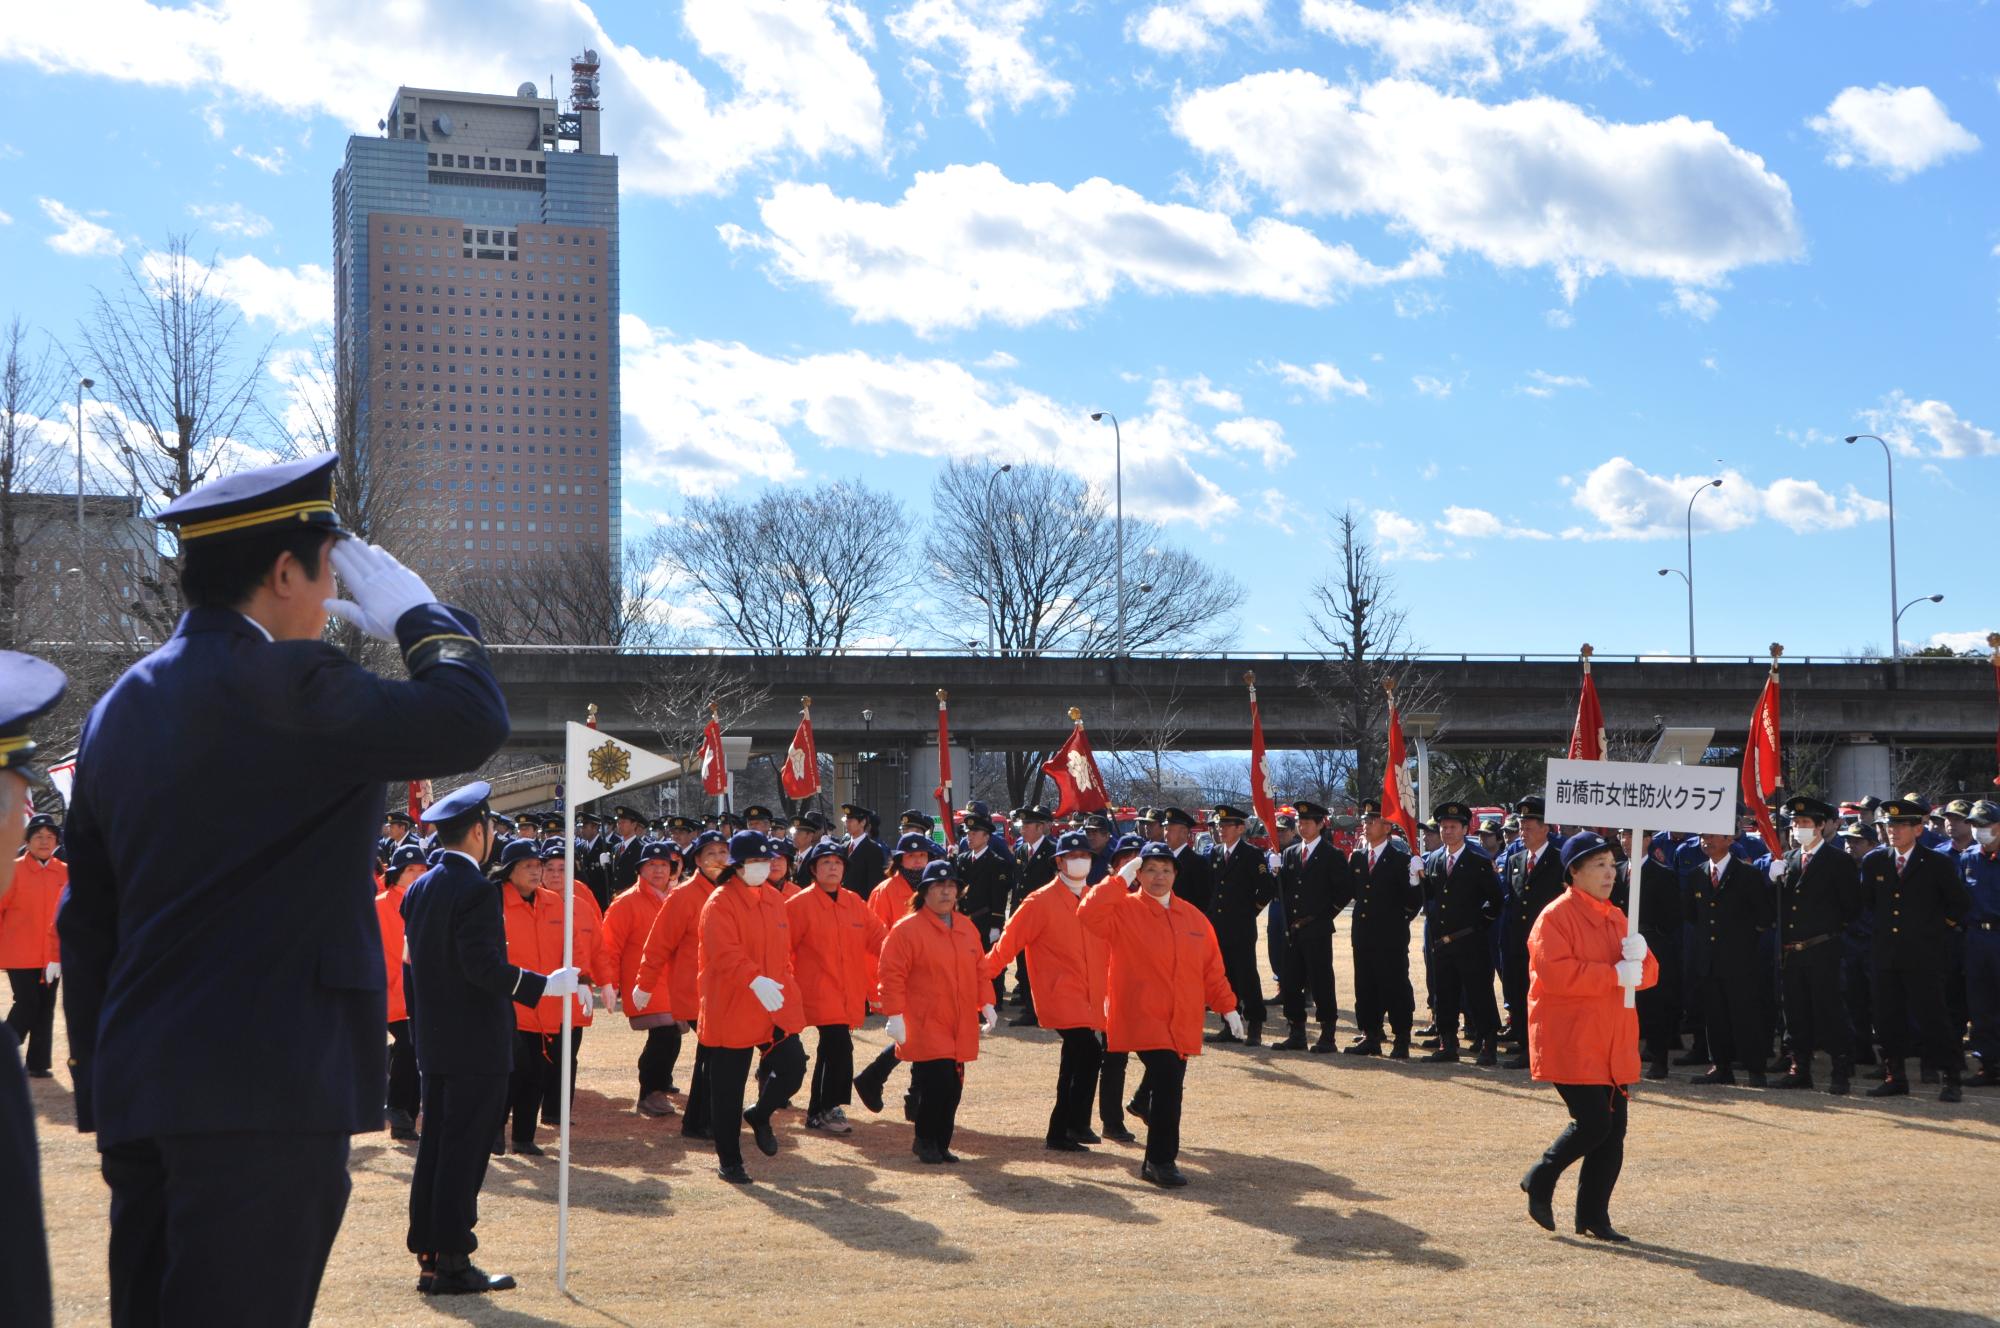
[558,775,576,1291]
[1625,825,1643,1010]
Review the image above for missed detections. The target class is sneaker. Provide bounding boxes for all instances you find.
[636,1091,678,1118]
[826,1107,854,1132]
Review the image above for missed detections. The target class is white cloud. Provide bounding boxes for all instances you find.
[1300,0,1502,84]
[186,202,271,238]
[1923,630,1993,656]
[1563,458,1885,539]
[1544,307,1573,329]
[1411,374,1452,397]
[231,144,288,174]
[0,0,885,199]
[976,350,1019,369]
[1371,508,1441,560]
[1173,72,1802,300]
[723,162,1440,335]
[1808,84,1979,180]
[1127,0,1267,56]
[1862,392,2000,459]
[1272,359,1370,399]
[1437,505,1551,539]
[1518,368,1589,397]
[143,251,332,332]
[1724,0,1775,21]
[1762,478,1886,533]
[887,0,1070,124]
[38,197,123,256]
[1668,285,1720,320]
[1257,487,1296,535]
[0,209,11,226]
[1211,416,1294,467]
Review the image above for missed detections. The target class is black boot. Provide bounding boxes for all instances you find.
[1520,1168,1555,1231]
[1475,1038,1498,1067]
[427,1253,516,1296]
[1828,1059,1852,1095]
[1939,1070,1963,1104]
[1865,1060,1907,1098]
[1270,1023,1308,1051]
[1421,1039,1460,1064]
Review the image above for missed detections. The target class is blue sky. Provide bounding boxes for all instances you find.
[1,0,1995,659]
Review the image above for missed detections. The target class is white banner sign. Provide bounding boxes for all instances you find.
[1544,757,1739,835]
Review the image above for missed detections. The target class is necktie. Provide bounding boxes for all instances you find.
[1525,850,1537,875]
[1712,862,1721,885]
[1897,854,1908,877]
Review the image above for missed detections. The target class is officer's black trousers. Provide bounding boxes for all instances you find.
[637,1024,682,1096]
[385,1019,419,1118]
[4,970,56,1075]
[682,1041,712,1136]
[1526,1083,1628,1227]
[1218,930,1265,1030]
[1967,930,2000,1068]
[706,1037,806,1168]
[1432,932,1499,1044]
[1049,1027,1102,1143]
[1500,929,1531,1037]
[1874,959,1961,1073]
[540,1026,583,1123]
[909,1058,963,1152]
[1352,942,1414,1043]
[1635,937,1681,1057]
[508,1030,556,1144]
[1780,944,1849,1067]
[0,1027,51,1328]
[1135,1049,1188,1168]
[1702,965,1769,1074]
[807,1024,854,1116]
[1278,924,1337,1030]
[104,1129,349,1328]
[406,1072,507,1258]
[1842,944,1875,1060]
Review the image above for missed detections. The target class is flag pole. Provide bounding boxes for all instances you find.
[710,702,725,818]
[1988,633,2000,788]
[557,709,583,1293]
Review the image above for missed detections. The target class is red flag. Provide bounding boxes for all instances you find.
[933,690,956,833]
[1989,633,2000,788]
[700,712,729,796]
[1245,672,1278,833]
[407,780,431,823]
[1382,689,1418,846]
[1742,646,1784,855]
[1041,709,1108,816]
[781,698,819,799]
[1567,645,1606,761]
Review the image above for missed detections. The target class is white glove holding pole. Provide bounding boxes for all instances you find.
[324,540,438,642]
[885,1013,907,1045]
[1767,858,1785,882]
[541,966,581,997]
[1615,958,1644,988]
[1409,858,1425,886]
[1621,935,1648,962]
[979,1004,998,1033]
[749,975,784,1012]
[44,961,60,982]
[1224,1010,1246,1040]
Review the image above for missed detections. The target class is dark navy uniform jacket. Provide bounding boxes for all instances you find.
[58,605,508,1145]
[400,850,547,1076]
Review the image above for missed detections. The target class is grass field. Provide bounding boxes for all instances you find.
[28,939,2000,1328]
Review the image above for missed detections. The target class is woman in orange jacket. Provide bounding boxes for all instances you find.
[495,840,603,1155]
[376,843,429,1139]
[787,842,887,1134]
[697,831,807,1184]
[1079,842,1241,1188]
[981,832,1109,1153]
[2,815,66,1079]
[853,833,945,1115]
[876,860,995,1164]
[1521,832,1660,1242]
[635,830,728,1140]
[600,840,683,1117]
[537,838,607,1130]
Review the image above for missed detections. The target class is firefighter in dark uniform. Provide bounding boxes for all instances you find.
[841,804,887,902]
[1614,833,1686,1079]
[1768,796,1867,1093]
[609,805,648,894]
[1418,802,1505,1065]
[1687,830,1776,1087]
[1205,806,1274,1046]
[1272,800,1350,1053]
[379,810,419,864]
[1342,800,1420,1057]
[1161,808,1213,915]
[955,804,1014,1005]
[1861,797,1972,1102]
[1500,796,1568,1068]
[575,811,613,908]
[1007,805,1059,1022]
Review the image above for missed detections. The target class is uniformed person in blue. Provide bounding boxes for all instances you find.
[1204,805,1274,1046]
[1342,800,1420,1057]
[1767,796,1867,1094]
[402,782,581,1294]
[1417,802,1506,1065]
[1961,800,2000,1087]
[0,650,65,1328]
[56,452,511,1326]
[1860,797,1972,1102]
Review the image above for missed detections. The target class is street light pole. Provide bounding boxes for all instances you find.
[982,463,1012,654]
[1682,478,1722,662]
[1089,412,1124,656]
[1845,434,1898,656]
[1893,593,1944,648]
[75,376,95,529]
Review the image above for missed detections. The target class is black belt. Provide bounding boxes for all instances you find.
[1782,933,1833,954]
[1436,926,1477,946]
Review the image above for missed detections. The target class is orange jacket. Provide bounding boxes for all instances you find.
[501,882,604,1034]
[1527,886,1659,1086]
[0,852,66,970]
[980,881,1107,1032]
[1078,879,1235,1056]
[601,881,671,1024]
[697,881,803,1049]
[866,870,921,996]
[375,883,409,1023]
[636,874,715,1022]
[877,907,987,1064]
[787,885,887,1028]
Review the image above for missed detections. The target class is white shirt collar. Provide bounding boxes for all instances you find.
[238,611,274,642]
[442,849,482,871]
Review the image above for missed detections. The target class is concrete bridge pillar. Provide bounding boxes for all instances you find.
[1827,739,1894,803]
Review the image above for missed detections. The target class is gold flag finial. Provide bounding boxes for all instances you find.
[937,688,949,704]
[801,695,812,710]
[1242,670,1256,687]
[1068,706,1082,724]
[1382,675,1398,696]
[586,701,598,721]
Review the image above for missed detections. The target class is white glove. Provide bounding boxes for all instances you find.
[324,540,437,642]
[1409,858,1425,885]
[44,961,60,982]
[598,852,613,867]
[1118,856,1141,882]
[596,985,619,1015]
[1224,1010,1246,1040]
[1615,959,1644,987]
[885,1013,907,1044]
[631,986,650,1011]
[749,975,784,1012]
[579,983,595,1017]
[1621,934,1648,962]
[1767,858,1785,882]
[979,1004,998,1033]
[541,966,581,997]
[987,927,1000,944]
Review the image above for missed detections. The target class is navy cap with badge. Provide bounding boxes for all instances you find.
[1138,841,1175,862]
[1056,831,1092,855]
[1015,805,1053,824]
[387,843,428,874]
[687,828,727,857]
[919,859,959,886]
[157,451,351,547]
[422,780,492,824]
[895,831,936,857]
[1435,802,1474,826]
[494,838,542,872]
[742,805,775,822]
[1782,795,1838,822]
[1160,807,1197,829]
[1213,804,1248,824]
[0,651,67,776]
[1293,801,1330,821]
[1560,831,1614,872]
[801,841,845,876]
[727,830,771,865]
[638,840,681,864]
[1880,796,1929,823]
[23,813,59,841]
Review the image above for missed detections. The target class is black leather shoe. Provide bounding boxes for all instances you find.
[1772,1071,1812,1090]
[1744,1072,1768,1089]
[1501,1054,1530,1070]
[511,1140,545,1157]
[1864,1078,1908,1098]
[416,1254,437,1293]
[1140,1161,1189,1188]
[681,1124,713,1141]
[1939,1080,1963,1104]
[1673,1051,1711,1067]
[1520,1174,1554,1231]
[1388,1041,1410,1060]
[1475,1041,1498,1067]
[1045,1137,1087,1152]
[1068,1126,1103,1144]
[747,1111,779,1157]
[902,1094,918,1123]
[940,1150,961,1164]
[1827,1076,1850,1096]
[1308,1036,1339,1055]
[1575,1220,1630,1243]
[1127,1098,1152,1125]
[1008,1013,1039,1027]
[1204,1028,1240,1044]
[1415,1023,1439,1039]
[427,1256,517,1295]
[1691,1069,1736,1086]
[1963,1069,2000,1088]
[1420,1046,1460,1064]
[1919,1067,1939,1086]
[853,1076,885,1114]
[1244,1026,1262,1047]
[914,1139,946,1165]
[1342,1041,1382,1056]
[1101,1124,1137,1143]
[717,1163,753,1184]
[1643,1060,1669,1081]
[1270,1028,1308,1051]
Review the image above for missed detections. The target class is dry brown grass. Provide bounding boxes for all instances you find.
[31,939,1999,1328]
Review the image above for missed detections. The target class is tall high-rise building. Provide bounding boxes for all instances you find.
[332,55,618,582]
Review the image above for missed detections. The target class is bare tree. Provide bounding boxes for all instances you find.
[454,538,667,648]
[0,318,67,650]
[648,481,915,654]
[1099,670,1194,807]
[626,648,772,816]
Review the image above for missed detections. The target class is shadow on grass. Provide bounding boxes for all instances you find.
[1596,1240,1999,1327]
[1173,1146,1464,1270]
[738,1150,973,1264]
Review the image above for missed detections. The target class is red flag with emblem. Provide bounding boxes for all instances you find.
[781,697,820,799]
[1989,633,2000,787]
[1382,685,1419,846]
[700,711,729,796]
[1568,645,1606,761]
[1041,708,1108,816]
[407,780,431,823]
[933,690,956,833]
[1245,672,1278,833]
[1742,645,1784,855]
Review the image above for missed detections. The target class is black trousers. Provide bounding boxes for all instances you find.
[385,1020,419,1118]
[853,1040,905,1103]
[909,1058,963,1151]
[1635,940,1681,1057]
[1702,964,1769,1074]
[1013,954,1033,1012]
[1278,924,1337,1029]
[807,1025,855,1115]
[1352,942,1415,1043]
[1432,932,1499,1044]
[1135,1049,1188,1168]
[1049,1027,1103,1143]
[1500,928,1531,1037]
[1526,1083,1628,1227]
[1843,945,1876,1060]
[541,1026,583,1123]
[508,1030,557,1143]
[637,1024,682,1095]
[105,1130,350,1328]
[0,1027,50,1328]
[407,1072,507,1258]
[706,1037,807,1168]
[682,1041,714,1135]
[4,971,56,1075]
[1780,944,1850,1067]
[1218,928,1266,1030]
[1874,960,1961,1073]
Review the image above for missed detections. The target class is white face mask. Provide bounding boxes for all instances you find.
[739,861,772,886]
[1791,825,1818,848]
[1060,857,1091,880]
[1978,826,1999,848]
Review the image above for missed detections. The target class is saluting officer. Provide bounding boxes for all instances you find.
[1768,796,1866,1094]
[1861,797,1972,1102]
[57,454,510,1325]
[1205,806,1274,1046]
[1500,796,1567,1068]
[1343,801,1421,1057]
[1272,800,1350,1054]
[1417,802,1505,1065]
